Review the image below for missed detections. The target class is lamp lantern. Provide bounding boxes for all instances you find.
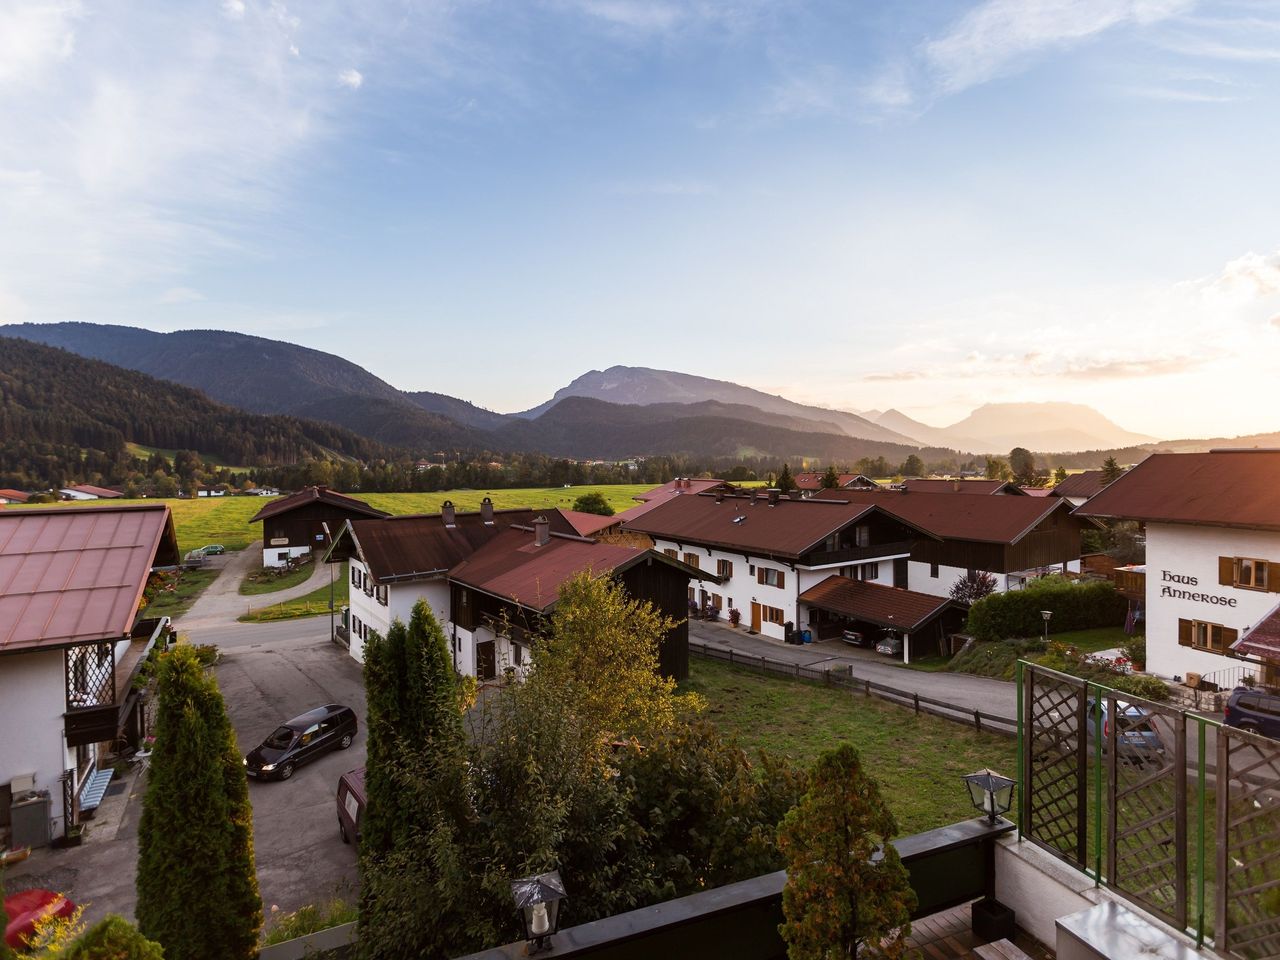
[963,769,1016,825]
[511,870,567,954]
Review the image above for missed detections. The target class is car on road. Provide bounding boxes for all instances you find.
[201,544,226,555]
[337,767,366,845]
[1085,697,1167,761]
[244,704,357,781]
[1224,687,1280,739]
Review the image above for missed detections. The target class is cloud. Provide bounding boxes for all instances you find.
[1057,355,1206,379]
[220,0,245,21]
[572,0,683,33]
[1193,250,1280,298]
[0,0,81,87]
[862,351,1206,385]
[338,67,363,90]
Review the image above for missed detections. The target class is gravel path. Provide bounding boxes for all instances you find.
[177,545,334,630]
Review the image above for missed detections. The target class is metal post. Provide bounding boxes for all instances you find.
[1016,659,1024,841]
[329,562,335,644]
[1197,720,1207,949]
[1095,688,1104,885]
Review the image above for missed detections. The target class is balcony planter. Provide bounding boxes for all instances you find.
[971,897,1015,943]
[55,825,84,849]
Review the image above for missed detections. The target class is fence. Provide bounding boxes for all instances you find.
[1018,660,1280,958]
[689,641,1016,737]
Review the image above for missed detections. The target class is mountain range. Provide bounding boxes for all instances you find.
[3,321,1183,463]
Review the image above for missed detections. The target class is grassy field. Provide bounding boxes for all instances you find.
[124,442,251,472]
[239,565,349,622]
[143,568,222,620]
[239,561,316,596]
[681,657,1017,835]
[7,485,656,556]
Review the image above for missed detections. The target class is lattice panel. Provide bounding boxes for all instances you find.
[1106,696,1186,929]
[1022,667,1087,867]
[65,641,116,709]
[1217,728,1280,960]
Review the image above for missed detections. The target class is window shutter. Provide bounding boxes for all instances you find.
[778,571,785,589]
[1222,626,1239,653]
[1267,562,1280,593]
[1219,557,1235,586]
[1178,619,1192,647]
[757,568,764,585]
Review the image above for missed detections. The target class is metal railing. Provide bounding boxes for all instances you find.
[689,641,1015,736]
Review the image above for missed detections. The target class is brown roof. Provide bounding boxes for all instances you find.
[623,491,934,559]
[1075,452,1280,532]
[331,508,575,584]
[792,473,879,490]
[0,489,31,502]
[64,484,124,498]
[901,478,1027,496]
[633,479,730,502]
[798,576,957,632]
[1019,487,1053,497]
[559,510,621,538]
[1234,602,1280,662]
[811,487,1080,544]
[0,504,179,654]
[249,485,389,524]
[448,526,651,613]
[1050,470,1106,501]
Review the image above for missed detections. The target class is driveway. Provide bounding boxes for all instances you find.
[176,546,335,631]
[3,624,364,931]
[688,619,1018,719]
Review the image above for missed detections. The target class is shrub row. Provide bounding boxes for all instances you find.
[965,578,1127,643]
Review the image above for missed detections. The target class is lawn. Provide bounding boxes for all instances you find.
[681,657,1017,835]
[143,568,221,620]
[239,565,348,622]
[239,560,316,596]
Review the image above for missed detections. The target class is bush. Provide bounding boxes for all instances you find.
[263,899,357,946]
[965,579,1127,643]
[1121,635,1146,671]
[57,916,165,960]
[1112,674,1170,702]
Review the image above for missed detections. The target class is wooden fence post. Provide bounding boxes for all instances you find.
[913,693,919,714]
[974,710,981,734]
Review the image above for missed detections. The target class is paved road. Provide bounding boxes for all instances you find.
[177,546,335,630]
[688,619,1018,719]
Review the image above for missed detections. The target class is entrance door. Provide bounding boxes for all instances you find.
[750,602,762,633]
[476,640,496,681]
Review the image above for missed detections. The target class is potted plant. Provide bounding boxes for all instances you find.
[728,608,741,629]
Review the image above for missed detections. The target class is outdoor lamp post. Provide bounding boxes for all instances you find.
[1040,609,1052,645]
[963,769,1016,825]
[511,870,567,955]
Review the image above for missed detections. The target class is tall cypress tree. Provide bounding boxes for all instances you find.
[136,645,262,960]
[0,868,13,960]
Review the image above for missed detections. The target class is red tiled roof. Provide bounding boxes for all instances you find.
[0,504,179,653]
[1076,452,1280,531]
[1019,487,1053,497]
[64,484,124,498]
[448,526,649,613]
[792,473,879,490]
[811,487,1080,544]
[902,479,1026,496]
[249,486,389,524]
[1234,601,1280,662]
[333,508,575,584]
[623,491,935,559]
[0,489,31,503]
[559,510,621,538]
[633,479,730,502]
[1050,470,1106,501]
[798,576,957,632]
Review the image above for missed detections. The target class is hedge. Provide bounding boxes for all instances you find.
[965,578,1127,643]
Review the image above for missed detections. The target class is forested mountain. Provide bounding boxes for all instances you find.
[0,337,400,488]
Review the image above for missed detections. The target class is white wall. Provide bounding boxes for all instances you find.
[1145,523,1280,680]
[0,649,76,835]
[652,538,795,641]
[262,544,311,569]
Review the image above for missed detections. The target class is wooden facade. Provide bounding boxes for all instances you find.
[908,508,1086,574]
[262,500,381,555]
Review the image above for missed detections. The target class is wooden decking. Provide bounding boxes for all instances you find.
[907,903,1053,959]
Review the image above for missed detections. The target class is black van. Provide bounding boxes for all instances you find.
[337,767,366,844]
[1224,688,1280,739]
[244,704,357,781]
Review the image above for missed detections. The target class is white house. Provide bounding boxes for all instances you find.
[1079,451,1280,685]
[59,484,123,501]
[0,504,179,844]
[249,485,388,568]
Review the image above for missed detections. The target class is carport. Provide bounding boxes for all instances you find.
[797,576,966,664]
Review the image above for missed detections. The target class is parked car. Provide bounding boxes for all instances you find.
[5,889,77,949]
[1224,687,1280,739]
[840,629,868,647]
[1085,697,1167,761]
[337,767,366,845]
[875,633,903,657]
[201,544,226,555]
[244,704,357,781]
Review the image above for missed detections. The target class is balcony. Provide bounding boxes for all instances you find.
[64,617,170,748]
[801,540,914,568]
[1114,566,1145,600]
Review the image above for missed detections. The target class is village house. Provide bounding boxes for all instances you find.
[901,478,1028,495]
[249,485,389,568]
[325,499,704,680]
[791,472,880,492]
[1077,450,1280,686]
[1049,469,1107,507]
[58,484,124,501]
[0,489,32,504]
[0,504,178,845]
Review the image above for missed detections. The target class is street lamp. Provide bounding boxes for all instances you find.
[963,769,1016,825]
[511,870,567,954]
[1040,609,1052,645]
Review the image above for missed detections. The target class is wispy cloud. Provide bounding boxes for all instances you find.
[338,67,364,90]
[0,0,81,87]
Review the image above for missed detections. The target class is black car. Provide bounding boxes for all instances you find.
[1224,687,1280,739]
[244,704,357,781]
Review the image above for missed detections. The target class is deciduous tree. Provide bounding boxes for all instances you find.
[984,456,1011,481]
[778,745,915,960]
[950,569,998,604]
[571,491,615,516]
[1054,465,1068,485]
[900,454,924,478]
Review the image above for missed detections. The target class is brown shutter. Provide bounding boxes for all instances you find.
[1268,562,1280,592]
[757,568,765,585]
[1219,556,1235,586]
[778,571,785,589]
[1222,626,1239,653]
[1178,619,1192,647]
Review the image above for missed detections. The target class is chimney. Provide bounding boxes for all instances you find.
[442,499,456,527]
[767,488,780,506]
[534,515,550,546]
[952,480,960,492]
[481,496,494,525]
[715,488,725,503]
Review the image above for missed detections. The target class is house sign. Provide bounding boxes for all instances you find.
[1159,570,1237,607]
[270,537,289,546]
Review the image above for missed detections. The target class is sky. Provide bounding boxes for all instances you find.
[2,0,1280,440]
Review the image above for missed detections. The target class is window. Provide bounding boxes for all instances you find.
[351,566,359,587]
[854,525,870,548]
[822,533,839,552]
[664,548,678,559]
[512,644,524,666]
[858,562,879,581]
[1236,558,1269,590]
[930,562,939,579]
[710,593,723,610]
[376,585,388,606]
[1179,618,1238,654]
[762,605,785,625]
[683,552,700,570]
[839,565,854,579]
[717,558,734,579]
[758,567,785,588]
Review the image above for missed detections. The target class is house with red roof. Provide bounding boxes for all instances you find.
[58,484,124,501]
[1077,450,1280,685]
[0,489,31,504]
[249,485,388,568]
[0,504,179,843]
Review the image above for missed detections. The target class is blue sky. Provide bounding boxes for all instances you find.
[3,0,1280,439]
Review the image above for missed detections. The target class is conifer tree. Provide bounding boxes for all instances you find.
[1101,456,1124,485]
[776,463,796,494]
[820,465,841,489]
[136,645,262,960]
